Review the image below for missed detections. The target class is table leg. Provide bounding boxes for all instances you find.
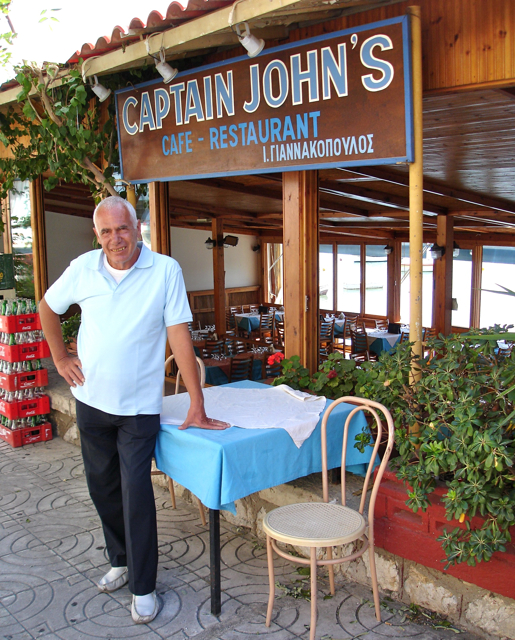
[209,508,221,615]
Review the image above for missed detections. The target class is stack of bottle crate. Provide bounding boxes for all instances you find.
[0,298,52,447]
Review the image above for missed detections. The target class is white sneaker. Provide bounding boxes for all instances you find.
[97,566,129,593]
[131,590,161,624]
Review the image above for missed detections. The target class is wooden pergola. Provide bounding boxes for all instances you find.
[3,0,515,373]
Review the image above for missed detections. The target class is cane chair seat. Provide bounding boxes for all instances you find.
[263,502,366,547]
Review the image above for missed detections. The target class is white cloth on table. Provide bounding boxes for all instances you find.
[367,330,399,348]
[160,385,326,447]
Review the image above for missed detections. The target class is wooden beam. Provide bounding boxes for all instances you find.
[283,170,319,374]
[212,218,226,337]
[387,240,401,322]
[29,177,48,302]
[470,246,483,329]
[352,167,515,216]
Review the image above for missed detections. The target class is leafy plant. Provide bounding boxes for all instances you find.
[61,313,81,345]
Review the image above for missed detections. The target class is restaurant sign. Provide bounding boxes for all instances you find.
[115,16,413,183]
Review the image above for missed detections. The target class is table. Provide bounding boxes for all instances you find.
[235,311,284,333]
[366,329,401,355]
[155,380,373,615]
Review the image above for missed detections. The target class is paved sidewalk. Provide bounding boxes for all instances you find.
[0,437,481,640]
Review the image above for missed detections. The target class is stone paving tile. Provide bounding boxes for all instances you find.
[0,437,485,640]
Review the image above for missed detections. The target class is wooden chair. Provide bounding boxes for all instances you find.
[319,319,335,362]
[229,354,254,382]
[253,313,274,343]
[225,309,237,334]
[202,339,225,358]
[422,327,437,358]
[263,396,395,640]
[273,318,285,348]
[333,317,353,357]
[375,318,389,330]
[350,326,378,362]
[224,337,246,356]
[153,355,207,526]
[264,357,283,380]
[249,304,260,313]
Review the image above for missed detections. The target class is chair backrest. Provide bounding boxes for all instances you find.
[319,319,334,341]
[375,318,389,330]
[274,318,285,347]
[259,313,274,331]
[229,354,254,382]
[203,339,225,358]
[225,310,236,331]
[265,358,283,379]
[164,354,206,395]
[320,396,394,539]
[350,327,369,354]
[229,305,241,314]
[224,337,246,356]
[344,313,361,335]
[249,304,260,313]
[423,327,437,341]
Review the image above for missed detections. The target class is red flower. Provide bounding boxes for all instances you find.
[327,369,337,379]
[267,352,285,365]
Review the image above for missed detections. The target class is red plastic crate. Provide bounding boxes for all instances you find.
[0,368,48,391]
[0,313,41,333]
[0,341,50,362]
[0,394,50,419]
[0,421,52,447]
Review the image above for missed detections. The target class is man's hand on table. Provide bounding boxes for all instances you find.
[56,355,85,388]
[179,405,230,431]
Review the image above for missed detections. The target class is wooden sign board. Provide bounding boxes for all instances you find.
[115,16,413,183]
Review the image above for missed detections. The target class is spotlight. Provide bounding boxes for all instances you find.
[222,235,239,248]
[205,237,216,250]
[155,50,178,84]
[383,245,393,256]
[429,243,445,260]
[90,75,111,102]
[453,241,460,257]
[235,22,265,58]
[252,244,261,252]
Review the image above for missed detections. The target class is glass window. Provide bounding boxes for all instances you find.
[480,246,515,328]
[9,180,34,299]
[337,245,361,312]
[365,245,387,316]
[399,242,434,327]
[319,244,333,310]
[267,243,283,305]
[452,247,472,328]
[135,188,151,249]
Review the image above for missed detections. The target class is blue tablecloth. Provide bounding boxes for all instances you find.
[235,312,283,333]
[367,331,401,355]
[155,380,373,513]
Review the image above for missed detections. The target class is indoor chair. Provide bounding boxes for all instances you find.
[375,318,389,330]
[350,326,378,362]
[153,354,207,525]
[228,353,254,382]
[262,396,394,640]
[319,318,335,363]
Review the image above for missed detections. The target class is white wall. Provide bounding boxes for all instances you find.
[170,227,260,291]
[45,211,95,286]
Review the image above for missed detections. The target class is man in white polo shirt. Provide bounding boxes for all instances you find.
[39,196,229,624]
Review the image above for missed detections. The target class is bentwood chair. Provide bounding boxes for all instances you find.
[263,397,395,640]
[153,354,207,526]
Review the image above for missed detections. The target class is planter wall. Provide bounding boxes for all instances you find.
[375,469,515,600]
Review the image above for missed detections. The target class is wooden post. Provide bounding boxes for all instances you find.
[387,240,402,322]
[471,246,483,329]
[408,5,423,384]
[432,215,453,335]
[148,181,170,256]
[29,177,48,303]
[212,218,226,337]
[283,170,319,374]
[126,184,137,209]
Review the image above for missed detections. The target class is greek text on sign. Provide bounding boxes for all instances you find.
[115,16,413,183]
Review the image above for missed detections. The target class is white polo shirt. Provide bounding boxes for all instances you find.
[45,243,192,416]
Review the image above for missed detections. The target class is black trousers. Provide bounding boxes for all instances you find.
[76,399,160,595]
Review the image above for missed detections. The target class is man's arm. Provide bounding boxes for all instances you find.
[39,298,85,388]
[167,323,229,431]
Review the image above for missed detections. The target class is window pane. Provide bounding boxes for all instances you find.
[9,180,34,299]
[452,248,472,328]
[337,245,360,312]
[365,245,387,316]
[267,243,283,305]
[480,246,515,328]
[400,242,434,327]
[319,244,333,310]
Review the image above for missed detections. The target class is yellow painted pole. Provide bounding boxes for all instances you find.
[126,184,137,209]
[408,5,423,388]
